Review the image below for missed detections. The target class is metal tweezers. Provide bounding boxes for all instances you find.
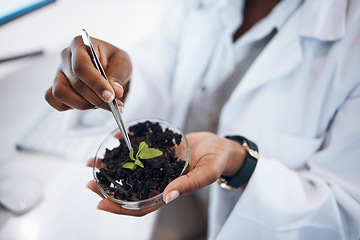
[81,29,133,152]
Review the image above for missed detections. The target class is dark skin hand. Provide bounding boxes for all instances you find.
[45,36,132,111]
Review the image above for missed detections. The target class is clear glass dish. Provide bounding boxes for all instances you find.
[93,118,190,210]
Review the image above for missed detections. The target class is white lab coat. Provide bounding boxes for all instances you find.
[121,0,360,239]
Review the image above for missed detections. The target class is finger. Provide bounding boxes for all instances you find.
[97,199,163,217]
[44,87,72,111]
[88,158,106,169]
[163,160,220,204]
[87,178,163,216]
[45,47,95,111]
[112,81,124,100]
[70,36,115,103]
[86,180,105,199]
[61,50,111,110]
[86,158,94,167]
[115,99,125,113]
[51,70,96,110]
[66,74,111,110]
[114,129,125,139]
[105,50,132,99]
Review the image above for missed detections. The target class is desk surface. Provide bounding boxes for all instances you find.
[0,53,158,240]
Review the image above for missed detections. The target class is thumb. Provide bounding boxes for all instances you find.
[163,166,219,204]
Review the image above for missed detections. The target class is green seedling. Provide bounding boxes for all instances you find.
[122,141,163,170]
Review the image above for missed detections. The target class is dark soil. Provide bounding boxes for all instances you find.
[97,121,186,201]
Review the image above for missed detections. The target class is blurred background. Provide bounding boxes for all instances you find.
[0,0,169,78]
[0,0,174,239]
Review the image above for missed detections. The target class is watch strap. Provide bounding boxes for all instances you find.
[226,135,258,152]
[218,135,259,190]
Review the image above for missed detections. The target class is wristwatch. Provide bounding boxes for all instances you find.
[217,135,259,190]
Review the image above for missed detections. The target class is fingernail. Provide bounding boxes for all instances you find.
[113,82,124,97]
[165,190,180,204]
[113,81,123,90]
[102,90,114,103]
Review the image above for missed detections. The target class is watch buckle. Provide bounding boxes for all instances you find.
[242,142,260,159]
[216,178,237,190]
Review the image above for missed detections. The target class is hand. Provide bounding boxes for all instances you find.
[85,132,247,217]
[162,132,247,203]
[45,36,132,111]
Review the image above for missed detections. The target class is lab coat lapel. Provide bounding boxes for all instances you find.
[232,23,303,97]
[229,0,346,98]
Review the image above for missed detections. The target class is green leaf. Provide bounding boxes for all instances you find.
[139,148,163,159]
[138,141,148,151]
[122,162,136,170]
[123,141,162,170]
[129,148,135,161]
[134,159,144,168]
[137,141,148,159]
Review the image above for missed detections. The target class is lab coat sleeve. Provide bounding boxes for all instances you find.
[214,84,360,239]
